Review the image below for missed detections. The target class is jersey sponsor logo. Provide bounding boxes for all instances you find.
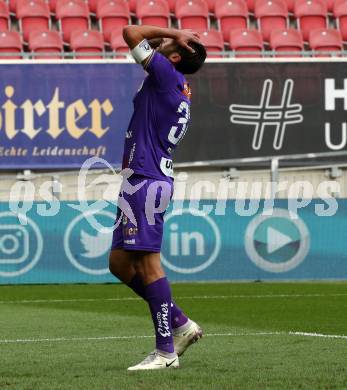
[160,157,174,177]
[123,227,138,237]
[124,238,135,245]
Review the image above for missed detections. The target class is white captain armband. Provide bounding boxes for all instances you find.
[131,39,154,64]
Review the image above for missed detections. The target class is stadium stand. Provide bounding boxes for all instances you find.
[255,0,288,41]
[229,28,263,56]
[28,30,63,58]
[0,1,9,32]
[9,0,17,14]
[56,0,90,43]
[286,0,295,13]
[167,0,176,13]
[96,0,130,43]
[0,0,345,58]
[246,0,255,13]
[70,29,104,57]
[49,0,57,12]
[269,28,304,56]
[294,0,328,41]
[16,0,50,42]
[205,0,216,13]
[308,28,343,55]
[110,28,129,55]
[334,0,347,41]
[198,28,224,56]
[0,30,21,57]
[88,0,97,14]
[136,0,170,28]
[215,0,248,43]
[128,0,136,13]
[175,0,209,30]
[327,0,334,12]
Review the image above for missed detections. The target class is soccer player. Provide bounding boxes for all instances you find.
[109,25,206,371]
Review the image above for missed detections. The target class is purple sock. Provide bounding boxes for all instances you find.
[128,274,189,329]
[128,274,146,298]
[144,277,174,354]
[171,302,189,328]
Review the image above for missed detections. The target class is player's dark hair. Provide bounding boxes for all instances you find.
[175,42,207,75]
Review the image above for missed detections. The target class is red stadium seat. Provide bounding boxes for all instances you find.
[255,0,288,41]
[49,0,57,13]
[0,31,22,58]
[294,0,327,41]
[9,0,17,14]
[229,28,263,56]
[97,0,130,43]
[215,0,248,43]
[246,0,255,13]
[308,28,342,56]
[285,0,295,13]
[206,0,216,12]
[70,30,104,58]
[198,29,224,57]
[0,1,9,31]
[127,0,136,13]
[334,0,347,40]
[175,0,209,30]
[28,30,63,58]
[110,28,129,57]
[88,0,97,14]
[56,0,90,43]
[269,28,303,56]
[136,0,170,28]
[167,0,176,13]
[16,0,50,42]
[326,0,334,12]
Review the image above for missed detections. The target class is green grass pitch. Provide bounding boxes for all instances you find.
[1,282,347,389]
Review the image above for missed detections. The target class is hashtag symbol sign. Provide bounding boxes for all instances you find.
[229,79,303,150]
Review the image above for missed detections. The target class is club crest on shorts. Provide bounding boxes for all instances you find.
[182,83,192,100]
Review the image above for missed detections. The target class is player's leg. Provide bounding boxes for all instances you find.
[120,175,201,369]
[110,175,189,327]
[128,251,179,370]
[109,248,189,330]
[133,253,202,358]
[109,199,148,294]
[109,249,135,284]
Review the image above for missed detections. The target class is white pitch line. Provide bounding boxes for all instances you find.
[0,331,346,345]
[1,293,347,305]
[289,331,347,340]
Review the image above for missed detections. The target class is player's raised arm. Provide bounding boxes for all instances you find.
[122,25,201,66]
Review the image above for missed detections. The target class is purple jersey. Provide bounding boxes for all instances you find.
[122,51,191,181]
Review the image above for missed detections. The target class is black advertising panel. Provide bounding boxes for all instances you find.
[175,61,347,165]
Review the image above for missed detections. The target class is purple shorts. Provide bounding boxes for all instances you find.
[111,174,173,252]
